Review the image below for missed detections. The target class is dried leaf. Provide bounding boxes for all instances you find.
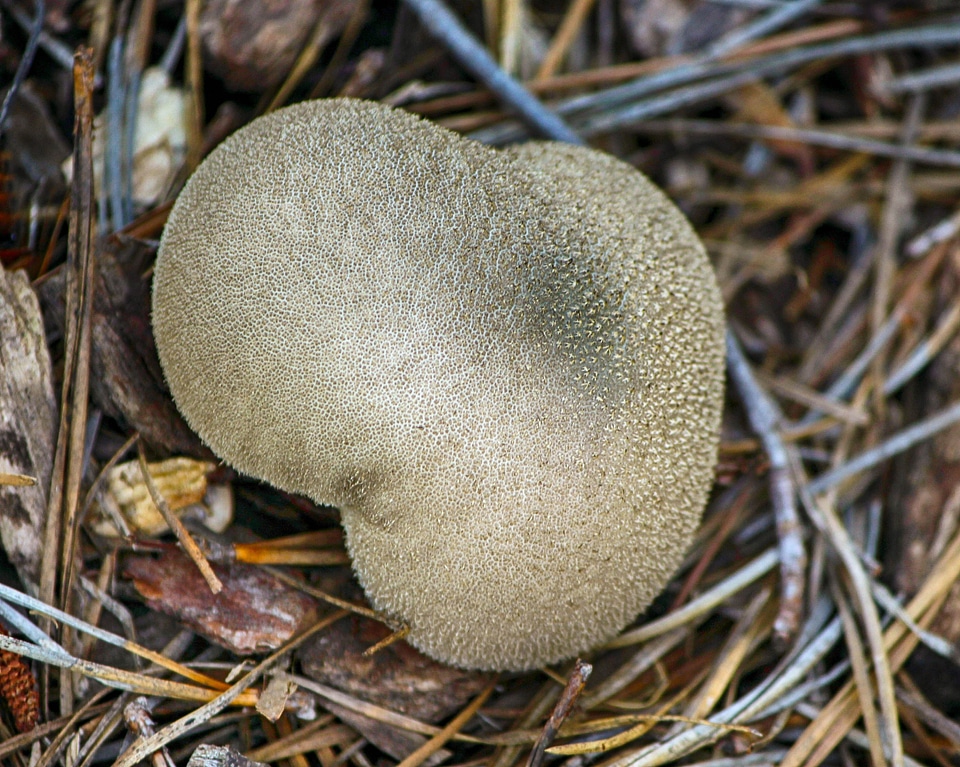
[91,456,230,538]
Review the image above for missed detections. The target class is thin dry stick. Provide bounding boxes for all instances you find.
[884,297,960,395]
[754,371,867,426]
[725,331,806,642]
[620,120,960,168]
[706,0,823,57]
[683,588,774,722]
[587,628,690,707]
[527,660,592,767]
[907,209,960,258]
[888,61,960,94]
[76,430,139,534]
[54,46,98,718]
[362,626,411,657]
[0,699,113,760]
[807,399,960,495]
[0,581,229,690]
[534,0,599,81]
[470,22,960,143]
[286,675,520,745]
[792,704,929,767]
[871,582,960,664]
[588,23,960,122]
[0,0,44,128]
[39,46,96,619]
[800,242,950,424]
[896,675,960,750]
[482,0,499,57]
[396,678,499,767]
[247,720,354,762]
[32,689,114,767]
[265,565,384,622]
[870,93,925,413]
[416,15,865,115]
[606,615,845,767]
[0,631,258,706]
[183,0,204,172]
[897,696,954,767]
[499,0,523,74]
[136,443,222,593]
[549,716,760,757]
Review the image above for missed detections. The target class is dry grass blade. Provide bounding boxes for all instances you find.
[395,679,498,767]
[0,471,37,486]
[800,489,904,766]
[807,399,960,495]
[831,579,885,767]
[246,718,354,762]
[534,0,598,81]
[683,587,774,721]
[587,628,690,707]
[781,528,960,767]
[548,717,761,757]
[0,631,258,706]
[0,581,256,700]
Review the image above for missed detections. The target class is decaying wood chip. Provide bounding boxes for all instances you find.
[0,267,56,592]
[123,550,319,655]
[300,615,491,723]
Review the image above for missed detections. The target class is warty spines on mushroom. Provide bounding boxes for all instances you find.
[151,97,726,671]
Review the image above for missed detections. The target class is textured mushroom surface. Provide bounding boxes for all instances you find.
[152,98,725,671]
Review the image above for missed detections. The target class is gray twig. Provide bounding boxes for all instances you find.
[0,0,45,132]
[622,119,960,169]
[401,0,583,145]
[807,399,960,495]
[471,22,960,144]
[726,330,806,643]
[706,0,823,57]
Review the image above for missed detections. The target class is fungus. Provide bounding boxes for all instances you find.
[151,98,725,671]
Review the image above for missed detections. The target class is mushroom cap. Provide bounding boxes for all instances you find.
[152,98,725,671]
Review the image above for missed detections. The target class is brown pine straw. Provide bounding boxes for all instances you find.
[782,527,960,767]
[7,3,960,766]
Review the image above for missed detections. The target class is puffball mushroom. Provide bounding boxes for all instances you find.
[151,98,725,671]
